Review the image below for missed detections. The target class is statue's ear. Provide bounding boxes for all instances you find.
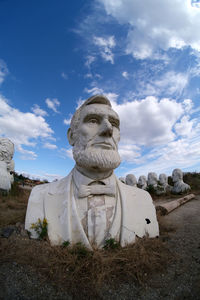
[67,128,75,146]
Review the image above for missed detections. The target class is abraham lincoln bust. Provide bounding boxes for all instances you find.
[25,95,159,249]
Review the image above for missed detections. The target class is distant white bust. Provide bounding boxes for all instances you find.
[125,174,137,187]
[0,138,15,191]
[25,95,159,249]
[171,168,191,194]
[147,172,158,188]
[156,173,172,195]
[138,175,147,190]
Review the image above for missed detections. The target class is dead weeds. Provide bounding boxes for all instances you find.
[0,182,177,298]
[0,184,30,226]
[0,232,174,299]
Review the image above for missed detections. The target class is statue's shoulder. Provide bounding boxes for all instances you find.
[116,177,153,202]
[30,172,72,196]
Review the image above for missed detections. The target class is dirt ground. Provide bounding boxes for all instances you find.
[0,194,200,300]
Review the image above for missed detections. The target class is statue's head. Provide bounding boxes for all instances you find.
[148,172,158,185]
[67,95,121,173]
[125,174,137,186]
[172,168,183,182]
[159,173,168,185]
[138,175,147,186]
[0,138,14,162]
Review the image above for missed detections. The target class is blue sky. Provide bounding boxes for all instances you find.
[0,0,200,181]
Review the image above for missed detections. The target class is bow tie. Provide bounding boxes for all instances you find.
[78,183,116,198]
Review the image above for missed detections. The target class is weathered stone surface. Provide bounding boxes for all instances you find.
[0,138,15,191]
[125,174,137,187]
[171,168,191,194]
[25,95,159,249]
[156,173,172,195]
[138,175,147,190]
[147,172,158,188]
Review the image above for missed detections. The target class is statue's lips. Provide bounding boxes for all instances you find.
[92,142,114,149]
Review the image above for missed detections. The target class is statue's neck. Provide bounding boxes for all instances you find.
[75,164,113,180]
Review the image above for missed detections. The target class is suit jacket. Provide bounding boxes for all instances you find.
[25,170,159,249]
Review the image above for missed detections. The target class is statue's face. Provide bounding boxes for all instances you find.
[77,103,120,150]
[138,176,146,185]
[0,139,14,161]
[172,169,182,182]
[72,103,121,171]
[159,174,167,185]
[126,174,137,186]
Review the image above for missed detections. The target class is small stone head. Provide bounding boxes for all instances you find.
[172,168,183,182]
[147,172,158,186]
[0,138,14,162]
[138,175,147,189]
[125,174,137,186]
[159,173,168,186]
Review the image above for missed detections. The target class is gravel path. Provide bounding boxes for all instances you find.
[1,195,200,300]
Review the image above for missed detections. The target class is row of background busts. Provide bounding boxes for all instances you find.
[119,168,191,195]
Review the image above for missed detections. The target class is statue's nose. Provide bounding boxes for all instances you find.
[99,119,113,137]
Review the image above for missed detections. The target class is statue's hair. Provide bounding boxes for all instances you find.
[70,95,111,134]
[0,138,14,153]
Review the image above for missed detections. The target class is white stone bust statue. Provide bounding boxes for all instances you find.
[159,173,168,187]
[125,174,137,187]
[0,138,15,191]
[25,95,159,249]
[137,175,147,190]
[156,173,172,195]
[147,172,158,188]
[171,168,191,194]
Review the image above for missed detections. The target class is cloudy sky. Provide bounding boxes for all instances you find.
[0,0,200,181]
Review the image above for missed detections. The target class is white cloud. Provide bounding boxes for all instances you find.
[31,104,48,117]
[175,115,196,137]
[61,72,68,80]
[84,86,104,95]
[133,71,189,98]
[112,96,184,146]
[93,35,116,64]
[17,171,63,182]
[122,71,129,79]
[60,147,73,159]
[127,134,200,178]
[85,56,96,68]
[64,116,72,125]
[43,142,57,150]
[0,94,54,160]
[45,98,60,113]
[0,59,9,85]
[17,146,37,160]
[119,144,141,162]
[99,0,200,59]
[154,71,189,96]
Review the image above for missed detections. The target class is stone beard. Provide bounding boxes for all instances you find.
[73,141,121,172]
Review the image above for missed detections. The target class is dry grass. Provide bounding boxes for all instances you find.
[0,233,173,299]
[0,182,176,298]
[0,183,30,226]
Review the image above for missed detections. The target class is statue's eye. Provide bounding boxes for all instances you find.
[88,118,99,124]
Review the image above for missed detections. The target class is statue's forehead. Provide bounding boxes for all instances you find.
[80,104,119,120]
